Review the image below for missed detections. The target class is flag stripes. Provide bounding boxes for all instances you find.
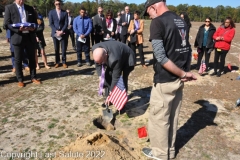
[107,76,128,111]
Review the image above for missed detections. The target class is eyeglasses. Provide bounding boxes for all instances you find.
[55,3,60,5]
[205,21,210,22]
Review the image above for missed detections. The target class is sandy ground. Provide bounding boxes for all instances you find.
[0,19,240,160]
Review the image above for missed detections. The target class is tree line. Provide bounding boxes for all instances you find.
[1,0,240,23]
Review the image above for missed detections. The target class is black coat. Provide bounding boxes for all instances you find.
[92,41,135,91]
[36,13,46,47]
[102,18,117,39]
[93,14,104,33]
[194,23,216,49]
[4,3,37,45]
[118,13,134,35]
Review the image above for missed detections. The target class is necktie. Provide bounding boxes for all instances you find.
[19,6,26,23]
[98,65,105,96]
[125,14,128,22]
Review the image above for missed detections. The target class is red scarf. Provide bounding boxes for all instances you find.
[106,19,112,28]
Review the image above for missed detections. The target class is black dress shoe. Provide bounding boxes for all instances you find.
[217,72,221,77]
[210,72,217,76]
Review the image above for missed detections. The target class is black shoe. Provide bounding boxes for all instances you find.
[77,62,82,67]
[86,62,91,66]
[210,72,217,76]
[217,72,221,77]
[101,103,106,108]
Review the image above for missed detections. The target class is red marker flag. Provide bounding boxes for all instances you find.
[138,126,148,138]
[228,63,232,71]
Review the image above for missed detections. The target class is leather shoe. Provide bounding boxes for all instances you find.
[32,79,41,84]
[18,82,24,87]
[55,64,59,68]
[210,72,217,76]
[63,63,68,68]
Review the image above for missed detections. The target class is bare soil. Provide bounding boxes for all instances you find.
[0,19,240,160]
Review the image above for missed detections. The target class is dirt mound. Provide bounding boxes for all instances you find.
[54,132,137,160]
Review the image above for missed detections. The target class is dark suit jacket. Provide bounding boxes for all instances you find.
[102,18,117,38]
[93,14,104,33]
[118,13,134,35]
[48,9,68,37]
[4,3,37,45]
[68,16,74,30]
[92,41,135,91]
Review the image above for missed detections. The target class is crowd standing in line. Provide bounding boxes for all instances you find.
[2,1,239,159]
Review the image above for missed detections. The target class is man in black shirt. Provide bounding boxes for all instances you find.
[141,0,197,160]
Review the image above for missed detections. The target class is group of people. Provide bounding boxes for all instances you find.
[194,16,236,77]
[2,0,238,160]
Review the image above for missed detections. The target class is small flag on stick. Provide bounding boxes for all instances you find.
[107,76,128,111]
[198,60,206,74]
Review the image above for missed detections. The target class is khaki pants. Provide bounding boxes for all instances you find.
[148,79,184,160]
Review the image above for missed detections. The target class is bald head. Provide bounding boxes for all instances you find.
[93,48,106,64]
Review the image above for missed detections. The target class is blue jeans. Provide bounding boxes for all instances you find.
[76,35,90,63]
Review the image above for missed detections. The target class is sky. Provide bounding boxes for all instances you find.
[66,0,239,8]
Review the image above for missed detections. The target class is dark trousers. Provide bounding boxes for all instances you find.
[52,35,67,64]
[94,34,103,44]
[115,33,121,41]
[13,35,36,82]
[104,66,134,96]
[76,35,90,63]
[120,34,128,44]
[130,43,145,65]
[90,33,95,47]
[213,49,228,73]
[66,29,75,48]
[196,46,211,70]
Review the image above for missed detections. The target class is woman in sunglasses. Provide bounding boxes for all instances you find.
[102,10,117,40]
[194,17,216,72]
[211,17,236,77]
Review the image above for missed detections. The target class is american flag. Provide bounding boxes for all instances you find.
[11,23,36,28]
[198,60,206,74]
[107,76,128,111]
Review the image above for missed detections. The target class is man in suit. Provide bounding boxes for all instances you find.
[118,6,134,44]
[92,41,135,103]
[49,0,68,68]
[4,0,41,87]
[66,9,76,50]
[93,7,104,44]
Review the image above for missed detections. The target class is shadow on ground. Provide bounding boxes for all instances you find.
[175,100,218,156]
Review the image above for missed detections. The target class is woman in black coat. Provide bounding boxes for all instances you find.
[194,17,216,71]
[102,10,117,40]
[34,7,50,69]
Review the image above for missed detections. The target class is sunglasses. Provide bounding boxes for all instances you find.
[55,3,61,5]
[205,21,210,22]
